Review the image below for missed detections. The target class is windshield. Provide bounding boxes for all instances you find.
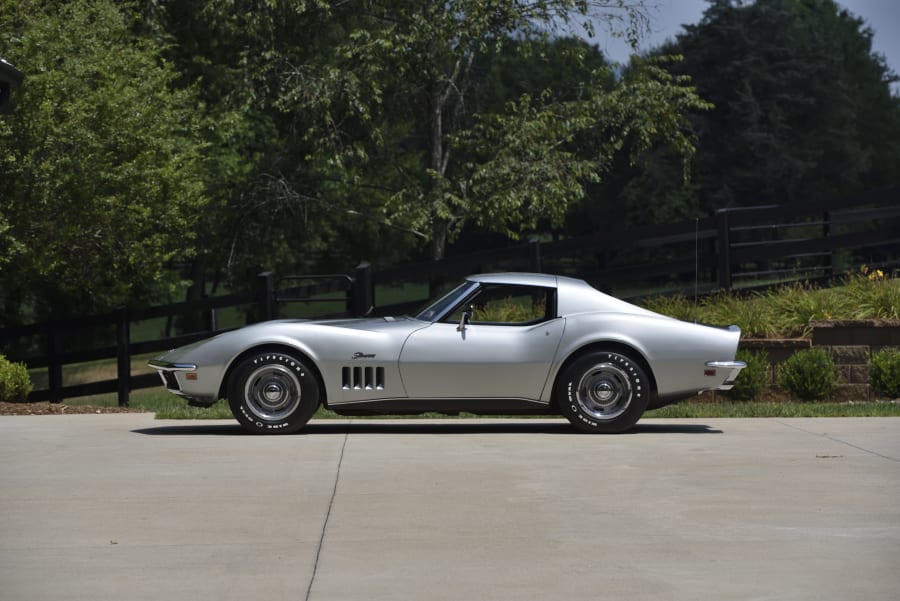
[414,281,476,322]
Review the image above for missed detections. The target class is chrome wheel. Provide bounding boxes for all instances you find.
[574,362,632,421]
[243,364,302,421]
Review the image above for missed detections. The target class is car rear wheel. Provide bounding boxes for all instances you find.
[228,352,320,434]
[558,351,649,433]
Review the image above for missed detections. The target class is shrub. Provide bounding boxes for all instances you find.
[778,348,837,401]
[869,348,900,399]
[724,349,770,401]
[0,354,32,402]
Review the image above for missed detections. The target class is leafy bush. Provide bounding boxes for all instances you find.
[0,354,32,402]
[869,348,900,399]
[724,349,770,401]
[778,348,837,401]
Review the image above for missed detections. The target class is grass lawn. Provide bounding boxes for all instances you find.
[644,401,900,418]
[61,389,900,420]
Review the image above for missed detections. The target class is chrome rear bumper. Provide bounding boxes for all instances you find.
[705,360,747,390]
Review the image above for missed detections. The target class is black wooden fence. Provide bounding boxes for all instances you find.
[0,268,374,406]
[1,186,898,405]
[372,185,900,313]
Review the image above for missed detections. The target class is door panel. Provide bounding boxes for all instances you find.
[398,319,565,399]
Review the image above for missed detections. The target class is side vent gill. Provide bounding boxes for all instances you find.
[342,366,385,391]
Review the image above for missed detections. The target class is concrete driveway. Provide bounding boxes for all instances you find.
[1,415,898,601]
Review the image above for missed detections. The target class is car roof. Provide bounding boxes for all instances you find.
[466,272,601,292]
[466,272,560,287]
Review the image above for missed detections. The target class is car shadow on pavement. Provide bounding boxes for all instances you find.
[132,421,722,436]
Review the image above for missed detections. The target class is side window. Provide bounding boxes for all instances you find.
[443,284,554,325]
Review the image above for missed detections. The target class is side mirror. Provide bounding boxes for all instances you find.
[457,305,473,332]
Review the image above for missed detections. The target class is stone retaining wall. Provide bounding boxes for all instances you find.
[738,320,900,400]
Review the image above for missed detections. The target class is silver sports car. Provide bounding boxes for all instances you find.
[149,273,745,433]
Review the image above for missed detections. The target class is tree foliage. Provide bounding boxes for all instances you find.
[0,0,208,322]
[620,0,900,218]
[143,0,430,286]
[275,1,705,258]
[4,0,896,324]
[455,58,709,237]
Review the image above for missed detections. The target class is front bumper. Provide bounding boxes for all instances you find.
[704,360,747,390]
[148,359,216,407]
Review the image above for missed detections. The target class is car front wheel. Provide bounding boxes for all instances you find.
[228,352,320,434]
[558,351,649,433]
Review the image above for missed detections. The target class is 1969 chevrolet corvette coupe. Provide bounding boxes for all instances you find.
[150,273,745,433]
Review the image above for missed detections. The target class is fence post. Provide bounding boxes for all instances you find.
[716,209,732,290]
[46,326,63,404]
[116,308,130,407]
[352,262,374,317]
[256,272,276,322]
[823,210,834,279]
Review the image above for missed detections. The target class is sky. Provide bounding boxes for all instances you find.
[591,0,900,87]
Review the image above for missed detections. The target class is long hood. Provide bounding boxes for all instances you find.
[155,316,428,368]
[298,316,423,333]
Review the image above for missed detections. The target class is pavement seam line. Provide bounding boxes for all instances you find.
[304,421,351,601]
[776,420,900,463]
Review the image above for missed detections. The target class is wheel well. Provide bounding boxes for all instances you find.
[550,342,658,409]
[217,344,327,405]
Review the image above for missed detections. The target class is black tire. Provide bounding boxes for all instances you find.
[227,352,320,434]
[558,351,649,433]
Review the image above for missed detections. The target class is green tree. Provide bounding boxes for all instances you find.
[0,0,209,323]
[455,57,709,238]
[625,0,900,218]
[274,1,706,259]
[471,36,614,116]
[140,0,422,292]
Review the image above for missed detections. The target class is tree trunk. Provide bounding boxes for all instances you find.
[427,80,448,262]
[430,222,448,261]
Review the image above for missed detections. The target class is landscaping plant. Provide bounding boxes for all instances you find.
[869,348,900,399]
[0,354,32,402]
[724,349,770,401]
[641,267,898,339]
[777,348,837,401]
[844,268,900,320]
[700,292,780,339]
[763,283,841,337]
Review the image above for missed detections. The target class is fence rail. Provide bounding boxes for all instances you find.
[0,271,373,406]
[373,185,899,313]
[1,186,898,405]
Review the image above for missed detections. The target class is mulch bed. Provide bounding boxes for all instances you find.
[0,401,147,415]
